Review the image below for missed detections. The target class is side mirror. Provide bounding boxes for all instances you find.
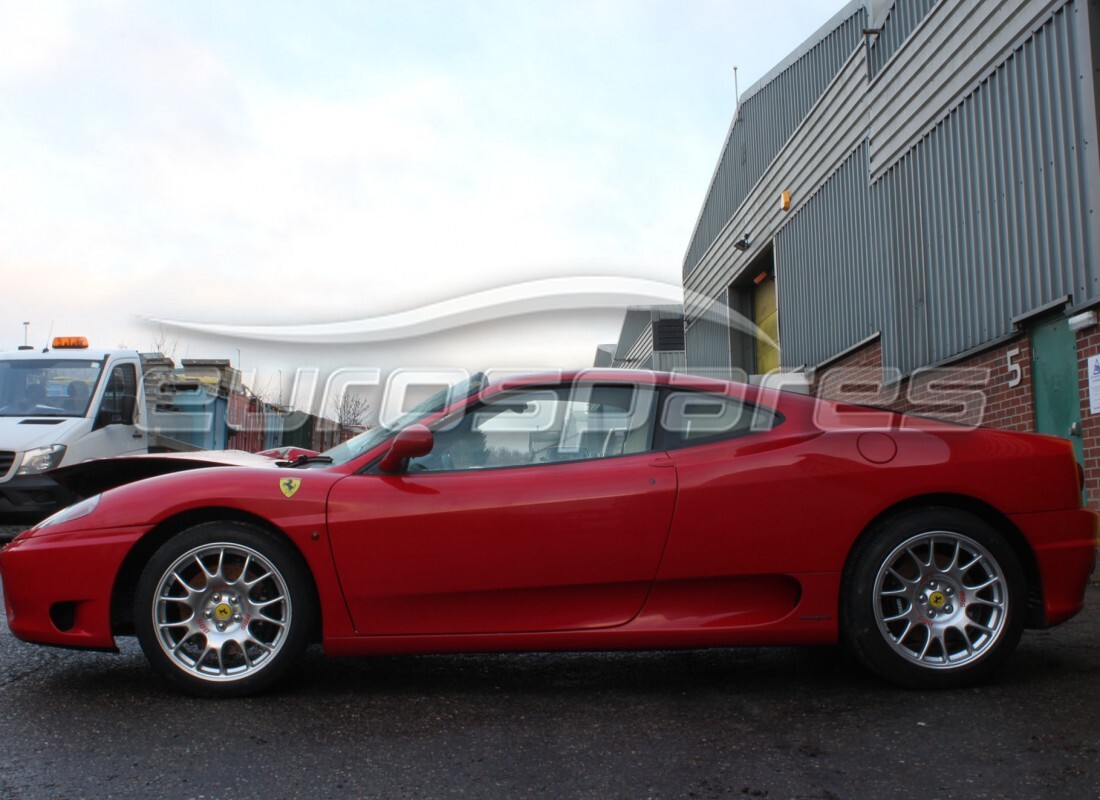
[378,424,434,473]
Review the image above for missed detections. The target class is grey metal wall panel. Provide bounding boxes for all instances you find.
[593,345,615,368]
[684,295,733,377]
[775,142,889,369]
[684,47,870,321]
[612,309,651,361]
[624,323,656,367]
[877,3,1099,372]
[654,351,687,372]
[612,306,685,368]
[868,0,939,79]
[683,9,864,278]
[868,0,1067,181]
[682,0,1100,379]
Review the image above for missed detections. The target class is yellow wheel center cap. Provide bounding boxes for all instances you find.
[929,591,946,609]
[214,603,233,621]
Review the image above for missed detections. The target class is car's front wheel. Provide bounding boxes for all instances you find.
[842,508,1026,689]
[134,521,315,697]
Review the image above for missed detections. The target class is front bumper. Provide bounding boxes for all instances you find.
[1,525,148,650]
[0,473,76,524]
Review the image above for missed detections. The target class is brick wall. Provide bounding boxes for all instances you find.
[813,337,1034,430]
[812,332,1100,509]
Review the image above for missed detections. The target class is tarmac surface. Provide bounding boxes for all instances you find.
[0,577,1097,800]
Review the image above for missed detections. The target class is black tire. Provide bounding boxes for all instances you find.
[134,521,316,698]
[841,507,1026,689]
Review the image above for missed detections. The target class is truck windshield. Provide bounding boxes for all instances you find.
[0,359,104,417]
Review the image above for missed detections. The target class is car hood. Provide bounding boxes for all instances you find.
[0,416,85,452]
[48,449,281,499]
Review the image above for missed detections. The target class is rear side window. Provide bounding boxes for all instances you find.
[659,390,781,449]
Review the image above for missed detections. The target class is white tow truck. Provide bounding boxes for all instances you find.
[0,337,152,522]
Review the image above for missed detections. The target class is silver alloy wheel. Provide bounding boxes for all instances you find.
[151,542,292,682]
[873,530,1009,670]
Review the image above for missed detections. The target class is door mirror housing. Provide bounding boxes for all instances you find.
[378,424,434,473]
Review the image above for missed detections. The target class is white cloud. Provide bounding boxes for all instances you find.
[0,1,74,79]
[0,0,844,361]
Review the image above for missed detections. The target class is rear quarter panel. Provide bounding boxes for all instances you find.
[657,398,1084,584]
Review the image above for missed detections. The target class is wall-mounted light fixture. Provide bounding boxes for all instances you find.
[779,190,791,212]
[1068,310,1098,332]
[733,233,752,252]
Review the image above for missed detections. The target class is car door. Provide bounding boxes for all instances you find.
[326,381,677,636]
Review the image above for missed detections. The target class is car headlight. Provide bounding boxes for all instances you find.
[17,444,67,475]
[34,494,101,530]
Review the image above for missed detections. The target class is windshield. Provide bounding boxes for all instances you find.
[320,372,486,466]
[0,359,104,417]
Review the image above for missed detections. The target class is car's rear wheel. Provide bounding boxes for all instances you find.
[134,521,315,697]
[842,508,1026,689]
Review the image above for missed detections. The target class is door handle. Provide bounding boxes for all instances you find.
[1069,422,1082,438]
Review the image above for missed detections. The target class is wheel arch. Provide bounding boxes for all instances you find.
[843,493,1044,628]
[110,506,322,638]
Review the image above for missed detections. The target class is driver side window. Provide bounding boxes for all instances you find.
[98,363,137,426]
[407,383,657,473]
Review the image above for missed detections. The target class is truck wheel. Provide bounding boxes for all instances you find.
[841,508,1026,689]
[134,521,315,697]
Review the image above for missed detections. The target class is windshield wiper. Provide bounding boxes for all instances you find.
[277,454,334,468]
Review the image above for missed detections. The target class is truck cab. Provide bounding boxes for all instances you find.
[0,338,146,522]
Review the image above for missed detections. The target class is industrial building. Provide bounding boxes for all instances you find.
[603,0,1100,504]
[596,306,686,371]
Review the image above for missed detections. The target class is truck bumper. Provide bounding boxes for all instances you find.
[0,474,77,523]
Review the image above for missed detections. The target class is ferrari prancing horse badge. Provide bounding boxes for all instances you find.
[280,478,302,498]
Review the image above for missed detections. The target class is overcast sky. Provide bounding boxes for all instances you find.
[0,0,845,380]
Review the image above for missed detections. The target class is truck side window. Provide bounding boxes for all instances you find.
[99,364,138,425]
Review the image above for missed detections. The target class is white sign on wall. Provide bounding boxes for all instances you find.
[1088,356,1100,415]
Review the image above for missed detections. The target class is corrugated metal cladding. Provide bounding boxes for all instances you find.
[684,295,734,377]
[868,0,939,79]
[621,323,655,367]
[775,142,889,369]
[653,351,687,372]
[613,311,651,362]
[593,345,615,368]
[876,3,1098,373]
[609,306,685,368]
[682,9,865,279]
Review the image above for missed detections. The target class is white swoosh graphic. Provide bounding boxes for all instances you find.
[146,276,685,344]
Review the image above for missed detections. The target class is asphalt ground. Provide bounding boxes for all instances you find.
[0,578,1097,800]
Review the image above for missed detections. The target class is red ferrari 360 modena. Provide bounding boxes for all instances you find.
[1,371,1096,696]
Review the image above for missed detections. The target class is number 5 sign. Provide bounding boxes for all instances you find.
[1006,348,1022,388]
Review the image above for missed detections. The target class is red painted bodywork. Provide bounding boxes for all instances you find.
[2,371,1096,660]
